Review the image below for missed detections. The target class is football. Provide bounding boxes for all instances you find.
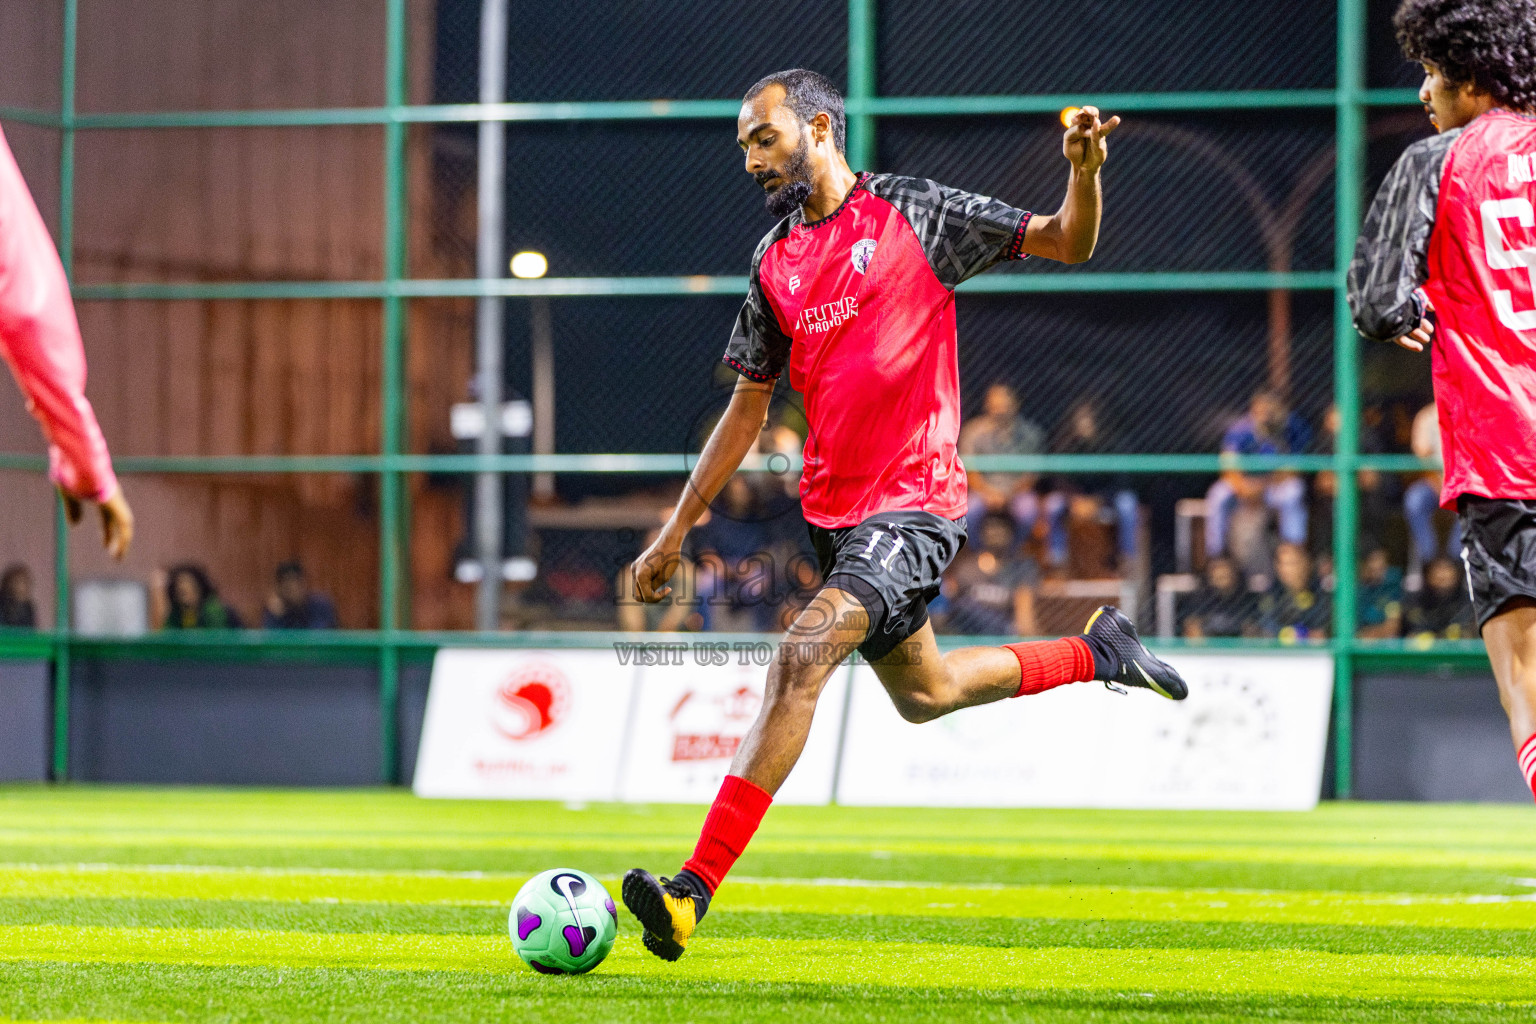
[508,868,619,974]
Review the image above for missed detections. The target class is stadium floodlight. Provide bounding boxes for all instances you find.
[510,251,549,279]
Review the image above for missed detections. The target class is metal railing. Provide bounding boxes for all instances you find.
[0,0,1476,794]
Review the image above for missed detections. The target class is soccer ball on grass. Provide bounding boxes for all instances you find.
[508,868,618,974]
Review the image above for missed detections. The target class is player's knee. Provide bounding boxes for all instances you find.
[889,689,949,724]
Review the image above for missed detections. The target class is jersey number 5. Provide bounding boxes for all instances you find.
[1481,198,1536,332]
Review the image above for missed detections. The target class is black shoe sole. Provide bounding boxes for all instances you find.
[622,869,686,962]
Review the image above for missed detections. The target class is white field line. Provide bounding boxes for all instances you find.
[2,863,1534,908]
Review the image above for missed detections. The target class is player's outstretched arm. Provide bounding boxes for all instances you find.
[0,127,133,559]
[631,377,773,601]
[1020,105,1120,264]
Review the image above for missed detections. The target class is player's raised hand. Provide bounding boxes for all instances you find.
[1391,316,1435,352]
[58,484,134,561]
[1062,105,1120,175]
[631,531,682,603]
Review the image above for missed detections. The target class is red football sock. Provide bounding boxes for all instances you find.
[1004,637,1096,697]
[1519,734,1536,804]
[682,774,773,893]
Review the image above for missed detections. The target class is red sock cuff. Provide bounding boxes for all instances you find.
[682,774,773,893]
[1519,735,1536,800]
[1005,636,1095,697]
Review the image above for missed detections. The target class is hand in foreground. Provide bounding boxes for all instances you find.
[1063,105,1121,174]
[631,531,682,602]
[1391,317,1435,352]
[61,484,134,560]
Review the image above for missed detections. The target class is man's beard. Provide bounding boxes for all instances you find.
[757,136,814,218]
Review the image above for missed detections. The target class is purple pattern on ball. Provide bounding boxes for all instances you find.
[515,907,541,941]
[530,960,564,975]
[563,924,589,957]
[605,897,617,921]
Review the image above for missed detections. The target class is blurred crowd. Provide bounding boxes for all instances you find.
[606,380,1475,644]
[1,383,1471,644]
[0,560,340,632]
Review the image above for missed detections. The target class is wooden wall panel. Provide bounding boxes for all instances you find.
[0,0,462,630]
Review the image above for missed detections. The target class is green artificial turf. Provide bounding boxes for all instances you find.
[0,788,1533,1022]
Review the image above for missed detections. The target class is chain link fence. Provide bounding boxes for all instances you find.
[0,0,1465,711]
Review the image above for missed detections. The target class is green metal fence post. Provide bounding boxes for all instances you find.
[1331,0,1367,799]
[51,0,79,782]
[379,0,409,784]
[846,0,876,172]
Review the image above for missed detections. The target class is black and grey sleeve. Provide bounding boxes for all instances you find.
[1347,130,1458,343]
[722,230,792,382]
[865,175,1030,290]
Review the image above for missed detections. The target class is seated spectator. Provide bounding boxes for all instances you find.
[959,383,1045,532]
[1257,543,1331,643]
[1406,557,1477,641]
[940,514,1038,636]
[1180,556,1257,639]
[1043,397,1139,572]
[1310,404,1396,554]
[153,564,242,630]
[1356,547,1404,639]
[0,564,36,627]
[1403,401,1460,577]
[1205,389,1311,568]
[262,561,338,630]
[693,476,774,631]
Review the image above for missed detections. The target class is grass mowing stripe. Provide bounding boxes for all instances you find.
[5,962,1529,1024]
[1,926,1533,1002]
[3,829,1534,872]
[4,899,1532,959]
[5,865,1535,931]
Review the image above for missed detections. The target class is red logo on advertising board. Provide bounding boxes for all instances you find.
[668,685,760,762]
[490,662,570,741]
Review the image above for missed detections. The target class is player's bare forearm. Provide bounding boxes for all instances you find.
[1021,169,1101,264]
[632,377,771,601]
[666,378,772,540]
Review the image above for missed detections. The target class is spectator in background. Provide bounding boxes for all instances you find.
[153,564,241,630]
[1258,543,1331,643]
[1406,557,1477,641]
[940,514,1038,636]
[1403,401,1460,576]
[0,564,36,627]
[1310,403,1396,554]
[694,475,774,631]
[1180,556,1257,639]
[1043,397,1140,571]
[959,383,1045,533]
[1205,389,1312,566]
[263,561,338,630]
[1357,547,1404,639]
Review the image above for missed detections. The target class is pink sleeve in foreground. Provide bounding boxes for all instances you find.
[0,127,117,502]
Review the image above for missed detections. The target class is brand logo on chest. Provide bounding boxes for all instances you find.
[796,296,858,335]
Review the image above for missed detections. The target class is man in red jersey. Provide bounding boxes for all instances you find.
[621,69,1187,962]
[1348,0,1536,800]
[0,126,132,558]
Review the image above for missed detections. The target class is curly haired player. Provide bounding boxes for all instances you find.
[1349,0,1536,799]
[622,69,1188,962]
[0,126,132,558]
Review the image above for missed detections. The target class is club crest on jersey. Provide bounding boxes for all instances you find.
[850,238,877,274]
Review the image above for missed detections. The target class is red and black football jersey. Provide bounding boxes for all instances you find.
[723,173,1030,529]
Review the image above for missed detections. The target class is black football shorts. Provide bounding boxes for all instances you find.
[807,510,967,662]
[1457,495,1536,631]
